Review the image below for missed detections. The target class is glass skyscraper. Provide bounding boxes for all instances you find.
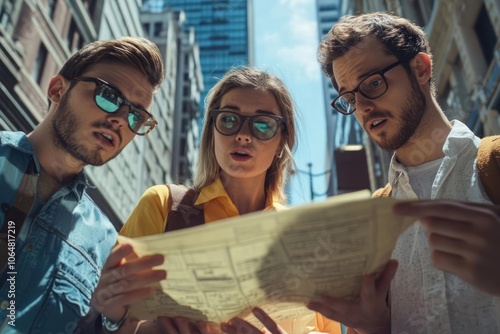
[143,0,254,113]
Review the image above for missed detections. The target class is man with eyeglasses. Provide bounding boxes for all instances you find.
[0,37,166,333]
[309,11,500,334]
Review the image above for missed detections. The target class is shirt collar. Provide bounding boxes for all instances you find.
[1,131,35,154]
[442,120,481,157]
[1,131,90,200]
[195,177,284,211]
[388,120,479,186]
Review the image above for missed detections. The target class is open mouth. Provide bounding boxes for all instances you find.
[95,131,115,147]
[370,119,387,130]
[232,151,250,157]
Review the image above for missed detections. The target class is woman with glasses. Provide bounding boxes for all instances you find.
[96,67,341,333]
[123,66,296,241]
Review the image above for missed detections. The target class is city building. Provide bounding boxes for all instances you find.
[142,0,254,115]
[141,8,203,183]
[316,0,373,195]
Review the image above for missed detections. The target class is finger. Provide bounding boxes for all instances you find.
[158,317,181,334]
[174,317,198,334]
[460,202,500,216]
[223,318,261,334]
[107,268,166,295]
[375,259,398,294]
[428,233,468,256]
[359,273,377,303]
[252,307,280,334]
[102,243,134,270]
[307,296,346,322]
[393,201,495,224]
[102,253,165,283]
[420,216,474,241]
[196,321,222,334]
[220,323,235,334]
[430,250,465,277]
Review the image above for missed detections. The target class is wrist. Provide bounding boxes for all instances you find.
[102,308,129,333]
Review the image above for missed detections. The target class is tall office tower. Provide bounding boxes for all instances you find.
[142,0,254,114]
[316,0,370,195]
[141,9,203,183]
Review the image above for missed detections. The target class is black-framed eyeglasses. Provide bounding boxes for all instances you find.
[211,110,285,141]
[71,77,157,135]
[331,58,407,115]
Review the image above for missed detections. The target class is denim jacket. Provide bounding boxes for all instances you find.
[0,131,117,333]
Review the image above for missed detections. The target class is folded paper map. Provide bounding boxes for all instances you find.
[119,190,416,329]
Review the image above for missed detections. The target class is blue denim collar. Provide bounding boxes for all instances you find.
[0,131,92,200]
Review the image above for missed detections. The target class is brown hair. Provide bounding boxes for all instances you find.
[59,36,163,89]
[194,67,296,202]
[318,12,432,91]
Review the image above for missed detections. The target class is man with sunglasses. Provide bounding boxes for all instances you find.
[309,12,500,334]
[0,37,165,333]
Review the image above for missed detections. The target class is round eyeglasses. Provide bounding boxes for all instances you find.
[332,58,407,115]
[71,77,157,135]
[211,110,285,141]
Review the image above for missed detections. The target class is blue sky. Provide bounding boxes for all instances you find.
[254,0,328,205]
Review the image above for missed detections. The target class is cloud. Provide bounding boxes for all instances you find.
[260,0,321,81]
[278,0,313,7]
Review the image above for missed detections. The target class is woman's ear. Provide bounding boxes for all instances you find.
[47,75,69,105]
[410,52,432,85]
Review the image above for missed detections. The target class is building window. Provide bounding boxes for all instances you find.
[142,22,150,35]
[67,19,83,53]
[83,0,97,15]
[0,0,14,29]
[46,0,57,18]
[32,44,48,84]
[154,22,162,36]
[474,3,496,66]
[180,138,186,154]
[400,0,434,26]
[319,4,338,11]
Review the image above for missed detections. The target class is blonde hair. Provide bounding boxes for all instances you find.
[193,67,296,202]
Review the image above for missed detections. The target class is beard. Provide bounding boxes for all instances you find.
[368,75,426,151]
[51,91,120,166]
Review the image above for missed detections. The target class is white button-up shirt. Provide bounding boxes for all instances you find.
[388,120,500,333]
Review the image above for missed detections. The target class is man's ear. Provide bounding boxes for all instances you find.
[410,52,432,85]
[47,75,70,105]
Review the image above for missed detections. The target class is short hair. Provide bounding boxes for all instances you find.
[58,36,163,89]
[194,67,296,202]
[318,12,433,91]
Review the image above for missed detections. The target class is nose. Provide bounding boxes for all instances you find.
[107,111,128,131]
[354,92,375,113]
[236,119,252,143]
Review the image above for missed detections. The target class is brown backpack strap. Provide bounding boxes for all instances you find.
[477,136,500,205]
[165,184,204,232]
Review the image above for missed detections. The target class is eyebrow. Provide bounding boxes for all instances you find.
[219,105,277,116]
[101,78,150,111]
[337,64,387,95]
